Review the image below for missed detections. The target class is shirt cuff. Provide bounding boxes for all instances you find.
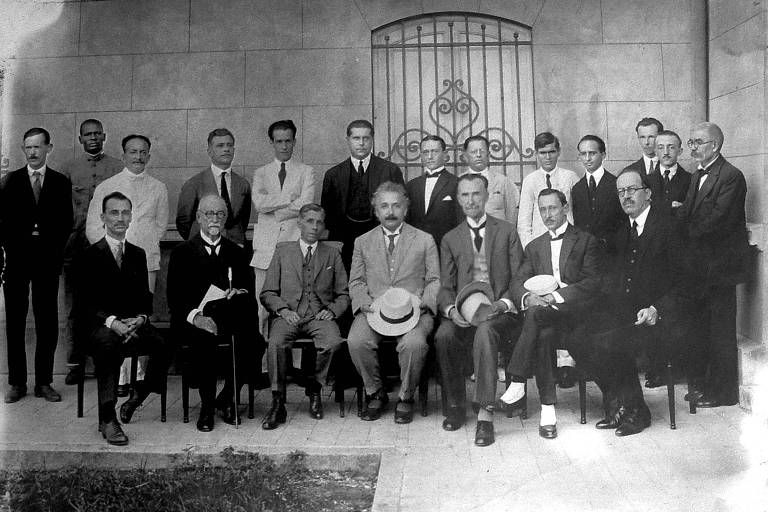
[186,309,201,325]
[500,298,513,311]
[444,304,456,317]
[105,315,117,329]
[520,292,530,311]
[552,291,565,304]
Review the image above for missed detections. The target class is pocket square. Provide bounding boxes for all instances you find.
[326,266,332,270]
[442,196,453,201]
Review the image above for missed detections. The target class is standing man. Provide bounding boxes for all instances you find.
[625,118,663,175]
[404,135,462,247]
[1,127,72,403]
[436,173,524,446]
[251,120,315,334]
[517,132,578,248]
[321,120,404,271]
[60,119,123,385]
[677,122,748,408]
[78,192,171,445]
[347,182,440,424]
[168,195,265,431]
[259,204,349,429]
[648,130,691,217]
[462,135,520,228]
[86,134,169,394]
[176,128,252,247]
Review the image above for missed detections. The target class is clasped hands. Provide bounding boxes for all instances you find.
[110,315,146,340]
[523,293,556,309]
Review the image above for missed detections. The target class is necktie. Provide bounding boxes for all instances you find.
[649,160,656,174]
[469,222,486,252]
[220,172,233,221]
[357,161,365,177]
[545,173,552,189]
[278,162,286,190]
[588,174,597,196]
[630,220,639,241]
[204,242,219,258]
[663,169,670,184]
[551,233,564,241]
[115,241,124,268]
[426,170,442,179]
[304,245,313,266]
[387,234,397,254]
[32,171,42,203]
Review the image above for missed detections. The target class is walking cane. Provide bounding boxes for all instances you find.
[228,267,239,429]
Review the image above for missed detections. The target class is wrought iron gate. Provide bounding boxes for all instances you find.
[371,13,536,183]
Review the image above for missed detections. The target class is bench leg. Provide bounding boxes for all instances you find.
[579,377,587,425]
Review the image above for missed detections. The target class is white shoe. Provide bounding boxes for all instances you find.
[497,367,506,382]
[500,382,525,404]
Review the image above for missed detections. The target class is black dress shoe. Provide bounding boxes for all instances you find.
[196,410,214,432]
[644,372,665,389]
[596,406,625,430]
[557,366,576,389]
[262,394,287,430]
[442,407,465,431]
[539,424,557,439]
[504,397,526,418]
[308,392,323,420]
[34,384,61,402]
[695,395,738,408]
[119,396,142,424]
[101,419,129,446]
[474,420,495,447]
[117,384,130,398]
[65,367,84,386]
[4,385,27,404]
[217,403,242,425]
[361,390,389,421]
[393,399,414,424]
[615,413,651,437]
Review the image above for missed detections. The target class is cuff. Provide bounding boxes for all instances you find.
[520,292,530,311]
[500,298,513,311]
[186,309,201,325]
[444,304,456,317]
[105,315,117,329]
[552,291,564,304]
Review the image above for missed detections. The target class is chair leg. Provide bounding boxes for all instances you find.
[129,355,139,399]
[688,377,697,414]
[667,361,675,430]
[77,377,84,418]
[160,375,167,423]
[248,381,255,419]
[335,379,345,418]
[579,377,587,425]
[520,382,528,420]
[356,383,364,417]
[419,375,429,417]
[182,372,189,423]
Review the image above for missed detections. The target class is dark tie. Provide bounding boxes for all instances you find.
[304,245,313,265]
[115,241,124,268]
[220,172,233,221]
[387,234,397,254]
[469,222,486,252]
[649,161,656,174]
[358,161,365,177]
[550,233,564,241]
[663,169,670,184]
[278,162,286,190]
[588,174,597,196]
[630,220,639,241]
[32,171,42,203]
[546,173,552,189]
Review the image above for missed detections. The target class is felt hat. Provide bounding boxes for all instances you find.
[455,281,495,326]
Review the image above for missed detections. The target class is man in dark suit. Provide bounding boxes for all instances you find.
[647,130,691,217]
[677,122,749,408]
[176,128,252,248]
[624,117,663,175]
[436,173,524,447]
[321,120,404,271]
[405,135,462,247]
[501,188,601,439]
[259,204,349,429]
[168,194,266,431]
[577,168,694,436]
[77,192,171,445]
[1,127,72,404]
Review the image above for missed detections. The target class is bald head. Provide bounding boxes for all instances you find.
[196,194,228,240]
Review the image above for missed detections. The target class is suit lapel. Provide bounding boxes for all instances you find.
[338,160,352,209]
[636,208,657,261]
[426,173,450,215]
[312,242,329,280]
[412,177,426,216]
[96,238,120,272]
[559,226,576,273]
[483,217,496,275]
[391,224,413,278]
[693,158,721,210]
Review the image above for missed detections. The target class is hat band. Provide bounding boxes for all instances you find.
[379,307,415,325]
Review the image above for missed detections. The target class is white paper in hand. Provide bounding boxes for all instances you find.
[198,285,227,310]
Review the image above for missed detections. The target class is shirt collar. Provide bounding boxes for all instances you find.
[630,204,651,230]
[85,151,104,161]
[27,164,47,176]
[643,155,658,169]
[104,233,125,249]
[586,166,605,182]
[698,153,721,171]
[382,224,403,237]
[351,154,372,171]
[537,167,559,176]
[299,239,318,255]
[467,167,489,179]
[660,163,678,174]
[274,158,291,166]
[549,221,568,239]
[200,231,221,247]
[122,167,146,179]
[210,164,232,177]
[467,214,487,229]
[425,166,445,176]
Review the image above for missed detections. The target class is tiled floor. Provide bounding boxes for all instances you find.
[1,375,766,512]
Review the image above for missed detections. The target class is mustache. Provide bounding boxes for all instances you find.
[385,215,398,220]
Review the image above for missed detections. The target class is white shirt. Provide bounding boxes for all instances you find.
[103,232,128,329]
[520,222,568,309]
[382,224,403,249]
[423,166,445,212]
[210,164,231,197]
[299,239,318,259]
[659,163,678,180]
[629,204,651,236]
[200,231,221,256]
[642,155,658,174]
[350,154,372,174]
[27,164,47,185]
[697,154,721,190]
[585,166,605,187]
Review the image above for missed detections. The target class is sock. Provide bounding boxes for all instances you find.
[540,404,556,426]
[512,375,526,383]
[477,408,494,422]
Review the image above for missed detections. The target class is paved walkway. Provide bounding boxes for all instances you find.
[1,375,766,511]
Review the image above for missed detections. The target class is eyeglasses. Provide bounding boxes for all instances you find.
[616,187,646,197]
[202,210,227,220]
[687,139,713,150]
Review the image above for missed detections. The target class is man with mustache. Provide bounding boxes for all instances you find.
[86,134,169,396]
[677,122,748,408]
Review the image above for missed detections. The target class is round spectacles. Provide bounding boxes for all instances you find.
[616,187,646,197]
[202,210,227,220]
[687,139,713,150]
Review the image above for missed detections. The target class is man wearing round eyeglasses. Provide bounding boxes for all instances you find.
[677,122,748,408]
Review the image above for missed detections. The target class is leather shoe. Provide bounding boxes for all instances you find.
[694,395,738,408]
[262,394,287,430]
[217,403,242,425]
[119,397,142,424]
[117,384,130,398]
[308,392,323,420]
[394,399,414,424]
[474,420,495,447]
[596,406,625,430]
[644,372,665,389]
[34,384,61,402]
[65,367,83,386]
[361,390,389,421]
[101,419,129,446]
[539,424,557,439]
[4,385,27,403]
[442,407,465,431]
[615,413,651,437]
[196,410,214,432]
[557,366,576,388]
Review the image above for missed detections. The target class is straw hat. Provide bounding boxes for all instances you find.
[455,281,495,326]
[523,275,559,296]
[367,287,421,336]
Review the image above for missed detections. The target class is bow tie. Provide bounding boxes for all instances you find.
[550,233,564,241]
[698,167,709,176]
[425,170,443,179]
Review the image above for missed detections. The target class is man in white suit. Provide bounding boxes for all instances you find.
[251,120,316,334]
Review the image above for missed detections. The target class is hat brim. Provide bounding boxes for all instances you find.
[456,281,494,312]
[367,293,421,337]
[523,275,559,296]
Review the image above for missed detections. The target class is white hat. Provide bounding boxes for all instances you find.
[523,275,558,296]
[455,281,495,326]
[367,288,421,336]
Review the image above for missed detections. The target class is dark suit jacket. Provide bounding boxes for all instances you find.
[260,240,350,318]
[571,170,624,246]
[76,238,152,335]
[648,164,691,216]
[321,155,404,242]
[175,168,252,246]
[405,171,462,247]
[518,224,601,311]
[0,166,72,273]
[677,155,749,287]
[438,215,524,312]
[167,234,254,332]
[625,157,653,175]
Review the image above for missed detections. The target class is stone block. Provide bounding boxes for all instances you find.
[355,0,423,30]
[7,56,133,114]
[536,102,607,161]
[73,110,188,169]
[710,84,763,158]
[8,1,80,58]
[190,0,301,51]
[477,0,543,27]
[79,0,189,55]
[302,105,373,166]
[661,44,693,101]
[245,49,371,107]
[710,0,766,39]
[605,101,691,161]
[422,0,480,14]
[185,107,303,167]
[2,113,76,173]
[603,0,690,43]
[303,0,370,48]
[709,14,765,98]
[531,0,602,44]
[726,154,763,225]
[133,52,245,110]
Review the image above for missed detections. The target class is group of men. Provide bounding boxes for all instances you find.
[0,115,747,448]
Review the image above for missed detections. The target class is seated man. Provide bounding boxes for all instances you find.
[348,181,440,424]
[168,194,266,432]
[500,188,601,439]
[259,203,349,429]
[77,192,170,446]
[436,173,524,447]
